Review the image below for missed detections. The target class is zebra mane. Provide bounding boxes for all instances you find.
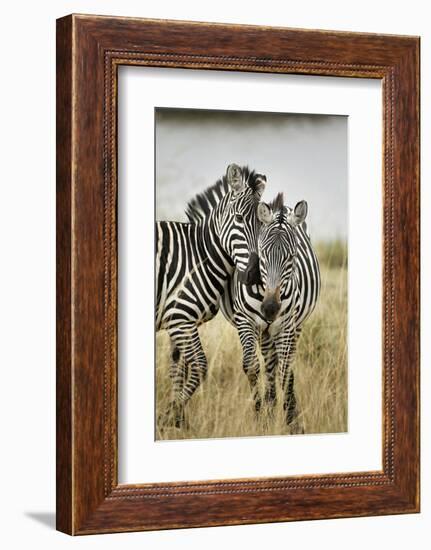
[185,166,258,223]
[185,178,229,223]
[269,192,284,213]
[269,192,287,226]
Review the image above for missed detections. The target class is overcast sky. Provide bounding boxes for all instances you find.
[155,108,347,242]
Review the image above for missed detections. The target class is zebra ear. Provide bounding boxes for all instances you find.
[288,200,308,226]
[254,174,267,199]
[257,202,274,225]
[226,163,244,194]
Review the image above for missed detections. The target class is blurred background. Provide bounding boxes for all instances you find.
[155,108,347,242]
[155,108,348,440]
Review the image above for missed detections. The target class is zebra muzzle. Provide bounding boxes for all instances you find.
[237,252,262,286]
[261,286,281,322]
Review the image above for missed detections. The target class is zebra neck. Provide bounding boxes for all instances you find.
[194,215,235,278]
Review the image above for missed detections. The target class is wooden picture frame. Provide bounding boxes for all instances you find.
[56,14,420,534]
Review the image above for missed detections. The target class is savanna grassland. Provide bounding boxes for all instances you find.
[155,241,348,440]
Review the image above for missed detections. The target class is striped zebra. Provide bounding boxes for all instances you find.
[156,164,267,427]
[220,193,321,432]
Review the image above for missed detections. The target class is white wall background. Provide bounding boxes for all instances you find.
[0,1,427,548]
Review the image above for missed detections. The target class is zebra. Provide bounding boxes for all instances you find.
[220,193,321,432]
[156,164,267,427]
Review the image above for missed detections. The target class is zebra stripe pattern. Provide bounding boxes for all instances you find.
[220,193,321,432]
[156,164,267,426]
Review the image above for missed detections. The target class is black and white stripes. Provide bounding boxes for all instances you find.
[156,164,267,426]
[220,194,321,431]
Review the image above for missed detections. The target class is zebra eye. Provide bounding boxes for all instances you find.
[235,214,244,223]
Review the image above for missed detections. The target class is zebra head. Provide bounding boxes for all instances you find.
[219,164,267,285]
[185,164,267,286]
[257,193,308,322]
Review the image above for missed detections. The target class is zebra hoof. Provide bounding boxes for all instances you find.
[288,419,305,435]
[264,393,276,401]
[174,414,185,429]
[162,402,186,429]
[264,406,276,422]
[264,393,277,408]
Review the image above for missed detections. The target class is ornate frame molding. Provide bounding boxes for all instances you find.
[57,15,419,534]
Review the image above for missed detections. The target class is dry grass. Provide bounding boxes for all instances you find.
[156,244,347,440]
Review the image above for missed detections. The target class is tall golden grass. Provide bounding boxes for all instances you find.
[155,241,347,440]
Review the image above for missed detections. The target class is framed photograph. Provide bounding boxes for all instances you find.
[56,14,420,534]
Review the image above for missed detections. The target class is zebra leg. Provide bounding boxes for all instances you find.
[261,330,278,409]
[275,329,303,433]
[169,345,190,402]
[236,316,261,413]
[163,344,188,428]
[168,323,208,427]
